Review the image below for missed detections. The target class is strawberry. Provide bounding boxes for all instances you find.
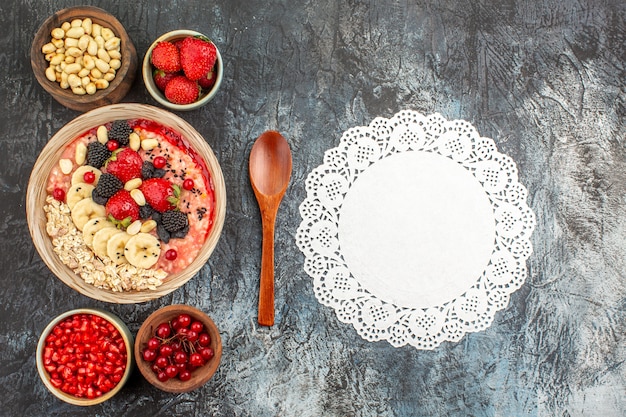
[198,68,216,90]
[164,75,200,104]
[151,41,182,73]
[140,178,180,212]
[106,148,143,183]
[179,36,217,81]
[153,69,178,92]
[106,190,140,227]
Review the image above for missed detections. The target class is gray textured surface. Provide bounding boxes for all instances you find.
[1,0,625,416]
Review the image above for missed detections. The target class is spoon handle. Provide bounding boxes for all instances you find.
[258,207,277,326]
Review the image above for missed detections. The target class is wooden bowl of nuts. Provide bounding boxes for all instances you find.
[30,6,138,112]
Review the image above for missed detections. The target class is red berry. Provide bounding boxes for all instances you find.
[164,75,200,105]
[179,36,217,81]
[186,330,199,343]
[165,249,178,260]
[165,365,178,378]
[198,68,217,90]
[152,155,167,169]
[199,347,214,361]
[157,371,169,382]
[83,171,96,184]
[189,353,204,368]
[106,140,120,151]
[159,344,173,357]
[182,178,194,190]
[178,370,191,381]
[177,314,191,329]
[147,337,160,350]
[174,351,187,364]
[53,188,65,201]
[142,349,156,362]
[155,323,171,339]
[198,332,211,347]
[151,41,182,73]
[155,356,169,369]
[190,321,204,333]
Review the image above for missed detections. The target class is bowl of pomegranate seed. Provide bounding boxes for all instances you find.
[142,29,223,111]
[134,304,222,393]
[36,308,134,405]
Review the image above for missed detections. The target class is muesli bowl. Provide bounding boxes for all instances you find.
[26,103,226,303]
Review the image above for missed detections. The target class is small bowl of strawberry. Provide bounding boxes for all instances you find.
[142,30,223,111]
[36,308,134,406]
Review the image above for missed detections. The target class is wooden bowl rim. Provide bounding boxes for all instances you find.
[142,29,223,111]
[36,308,134,406]
[30,5,137,111]
[26,103,227,303]
[134,304,222,393]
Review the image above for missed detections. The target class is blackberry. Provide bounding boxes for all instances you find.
[156,223,170,244]
[171,225,189,239]
[92,190,108,206]
[141,161,165,179]
[161,210,189,233]
[87,141,111,168]
[139,204,155,219]
[94,173,123,199]
[108,120,133,146]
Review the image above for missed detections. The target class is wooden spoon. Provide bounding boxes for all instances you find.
[249,131,293,326]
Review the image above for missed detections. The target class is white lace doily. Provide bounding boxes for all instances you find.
[296,110,536,349]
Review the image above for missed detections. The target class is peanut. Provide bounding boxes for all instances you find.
[51,28,65,40]
[96,125,108,144]
[75,143,87,165]
[42,42,56,54]
[45,67,56,82]
[140,219,157,233]
[59,159,73,174]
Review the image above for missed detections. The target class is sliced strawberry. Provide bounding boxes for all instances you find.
[140,178,180,212]
[106,190,140,227]
[164,76,199,105]
[151,41,181,73]
[179,36,217,81]
[106,148,143,183]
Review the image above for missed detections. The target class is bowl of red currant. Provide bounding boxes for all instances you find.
[36,308,134,406]
[134,304,222,392]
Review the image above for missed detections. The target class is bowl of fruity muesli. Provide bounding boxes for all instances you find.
[26,104,226,303]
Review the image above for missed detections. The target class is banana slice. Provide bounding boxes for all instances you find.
[124,233,161,269]
[82,216,115,247]
[71,165,102,185]
[92,227,123,260]
[107,232,132,265]
[66,183,95,210]
[71,198,106,231]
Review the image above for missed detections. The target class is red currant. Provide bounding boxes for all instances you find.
[83,171,96,184]
[198,333,211,347]
[106,140,120,151]
[182,178,194,190]
[147,337,160,351]
[53,188,66,202]
[177,314,191,329]
[159,344,173,357]
[155,323,171,339]
[152,156,167,169]
[186,330,199,343]
[165,365,178,378]
[157,371,169,382]
[155,356,169,369]
[178,370,191,381]
[174,351,187,364]
[199,347,214,361]
[165,249,178,261]
[142,349,156,362]
[189,353,204,368]
[190,321,204,333]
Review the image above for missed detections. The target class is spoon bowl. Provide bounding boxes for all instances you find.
[249,131,292,326]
